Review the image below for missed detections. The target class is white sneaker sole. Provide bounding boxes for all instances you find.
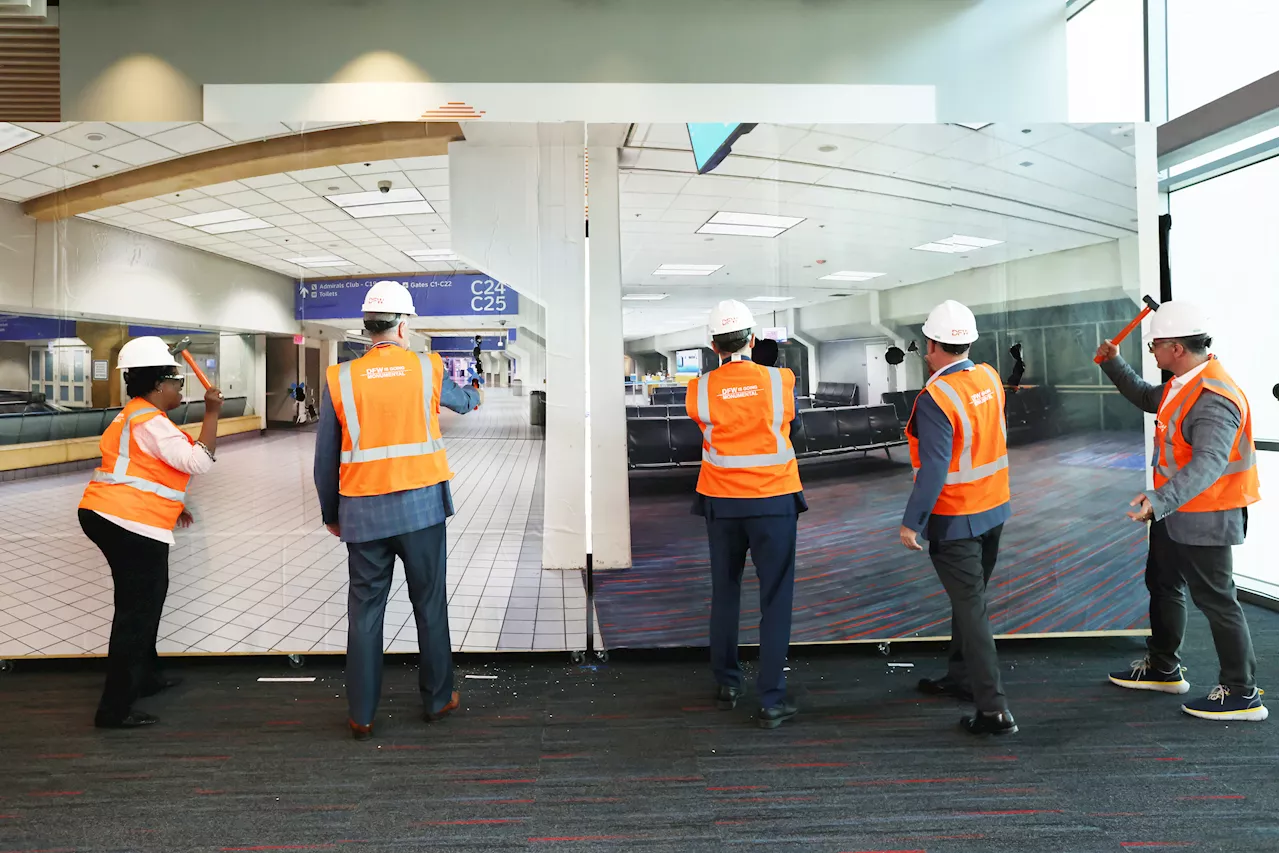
[1181,704,1270,722]
[1108,675,1191,695]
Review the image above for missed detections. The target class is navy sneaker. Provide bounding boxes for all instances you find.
[1108,656,1190,694]
[1181,685,1269,722]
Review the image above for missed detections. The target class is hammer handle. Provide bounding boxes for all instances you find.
[179,349,213,390]
[1094,305,1154,363]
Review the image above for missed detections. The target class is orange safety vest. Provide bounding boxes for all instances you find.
[907,363,1010,516]
[326,344,452,497]
[78,397,193,530]
[1153,357,1259,512]
[686,356,802,499]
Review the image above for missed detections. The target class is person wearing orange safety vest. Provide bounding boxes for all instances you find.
[1098,300,1265,722]
[687,300,806,729]
[78,336,225,729]
[313,280,481,741]
[900,300,1017,736]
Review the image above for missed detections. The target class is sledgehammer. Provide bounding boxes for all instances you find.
[169,337,212,390]
[1094,296,1160,364]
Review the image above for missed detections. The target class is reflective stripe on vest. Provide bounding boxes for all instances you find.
[916,364,1010,485]
[695,364,796,469]
[1155,375,1257,479]
[91,406,187,502]
[337,354,448,464]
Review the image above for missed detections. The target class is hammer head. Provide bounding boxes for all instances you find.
[168,336,193,356]
[1143,295,1160,312]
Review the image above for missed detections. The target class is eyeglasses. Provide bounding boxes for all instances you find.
[1147,340,1176,354]
[161,374,186,387]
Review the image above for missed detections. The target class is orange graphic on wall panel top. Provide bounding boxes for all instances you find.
[419,102,486,120]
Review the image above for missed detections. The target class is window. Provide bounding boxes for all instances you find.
[1067,0,1146,122]
[1166,0,1280,119]
[1169,156,1280,597]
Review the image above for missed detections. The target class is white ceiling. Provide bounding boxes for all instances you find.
[0,121,1139,341]
[618,122,1138,339]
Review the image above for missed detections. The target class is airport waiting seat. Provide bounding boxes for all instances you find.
[795,395,813,411]
[880,390,920,423]
[637,406,668,419]
[0,413,22,445]
[627,418,673,466]
[221,396,247,418]
[185,400,206,424]
[813,381,859,408]
[835,406,872,448]
[866,404,904,446]
[625,406,640,419]
[668,417,703,465]
[799,407,842,453]
[788,415,809,455]
[651,386,688,406]
[17,412,52,444]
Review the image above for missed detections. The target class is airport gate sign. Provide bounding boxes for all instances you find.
[296,274,519,320]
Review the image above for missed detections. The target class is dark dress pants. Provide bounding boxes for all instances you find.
[929,524,1007,713]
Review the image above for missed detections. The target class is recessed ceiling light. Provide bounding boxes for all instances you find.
[819,271,885,282]
[86,132,105,142]
[327,187,425,208]
[747,296,794,303]
[405,249,459,261]
[955,122,993,131]
[0,122,38,154]
[623,293,669,301]
[653,263,723,276]
[697,211,804,239]
[817,144,838,153]
[172,208,250,228]
[1019,161,1034,167]
[344,200,437,219]
[912,234,1004,254]
[199,217,273,234]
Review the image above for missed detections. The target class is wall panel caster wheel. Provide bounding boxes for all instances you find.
[570,650,586,664]
[0,660,13,673]
[876,643,890,657]
[594,650,609,663]
[287,654,305,669]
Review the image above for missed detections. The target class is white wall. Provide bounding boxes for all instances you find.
[0,202,299,336]
[0,342,28,390]
[817,338,885,392]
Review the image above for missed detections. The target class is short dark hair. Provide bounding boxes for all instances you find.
[931,338,970,356]
[363,312,404,334]
[1174,334,1212,355]
[712,329,752,354]
[124,366,176,399]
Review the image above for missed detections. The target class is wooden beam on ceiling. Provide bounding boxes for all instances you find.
[23,121,464,221]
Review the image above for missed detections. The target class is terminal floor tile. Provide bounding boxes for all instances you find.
[0,605,1273,852]
[0,390,586,660]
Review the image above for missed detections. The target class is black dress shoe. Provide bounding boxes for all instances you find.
[917,676,974,703]
[94,711,159,729]
[139,676,183,698]
[960,710,1018,736]
[715,685,744,710]
[756,699,798,730]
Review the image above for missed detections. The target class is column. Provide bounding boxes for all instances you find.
[586,140,632,569]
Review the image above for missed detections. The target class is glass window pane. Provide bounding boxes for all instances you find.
[59,385,69,402]
[1067,0,1146,122]
[1167,0,1280,119]
[29,350,38,380]
[43,354,52,382]
[73,350,85,382]
[1170,157,1279,598]
[73,386,84,403]
[44,384,53,398]
[57,351,69,382]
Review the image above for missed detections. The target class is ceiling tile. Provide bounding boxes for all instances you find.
[351,171,409,192]
[304,176,363,196]
[141,203,196,220]
[0,178,52,201]
[109,122,193,137]
[286,165,349,182]
[154,189,206,204]
[306,208,353,223]
[419,186,449,202]
[877,124,973,155]
[623,173,691,195]
[112,212,160,227]
[198,180,250,196]
[258,183,316,202]
[52,122,139,153]
[15,122,78,134]
[341,160,402,176]
[0,153,46,178]
[101,138,180,166]
[324,219,369,234]
[240,173,297,189]
[12,137,92,166]
[282,197,334,214]
[395,155,448,170]
[171,196,232,214]
[119,198,165,212]
[405,169,449,188]
[839,143,927,174]
[240,202,293,217]
[148,124,232,154]
[264,213,310,227]
[218,189,276,207]
[206,123,292,143]
[62,152,130,178]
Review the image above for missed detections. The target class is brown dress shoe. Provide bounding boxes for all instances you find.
[424,691,460,722]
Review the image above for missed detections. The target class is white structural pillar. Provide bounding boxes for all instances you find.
[586,137,632,569]
[450,123,588,571]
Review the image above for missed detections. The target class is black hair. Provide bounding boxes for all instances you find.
[1174,334,1212,355]
[751,337,779,367]
[363,312,404,334]
[124,366,177,399]
[932,339,970,356]
[712,329,752,355]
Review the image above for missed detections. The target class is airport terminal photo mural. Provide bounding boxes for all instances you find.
[600,121,1154,649]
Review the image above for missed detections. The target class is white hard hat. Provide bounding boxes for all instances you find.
[922,299,979,345]
[116,336,178,371]
[1145,300,1208,341]
[361,279,416,316]
[707,299,755,336]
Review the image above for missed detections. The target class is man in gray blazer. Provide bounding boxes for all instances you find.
[1097,301,1265,722]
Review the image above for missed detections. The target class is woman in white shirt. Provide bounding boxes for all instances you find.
[77,337,223,729]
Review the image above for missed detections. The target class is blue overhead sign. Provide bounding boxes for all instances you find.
[431,335,508,353]
[296,274,519,320]
[0,315,76,341]
[128,325,208,338]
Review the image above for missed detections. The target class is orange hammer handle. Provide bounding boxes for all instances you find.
[180,349,213,390]
[1095,306,1153,363]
